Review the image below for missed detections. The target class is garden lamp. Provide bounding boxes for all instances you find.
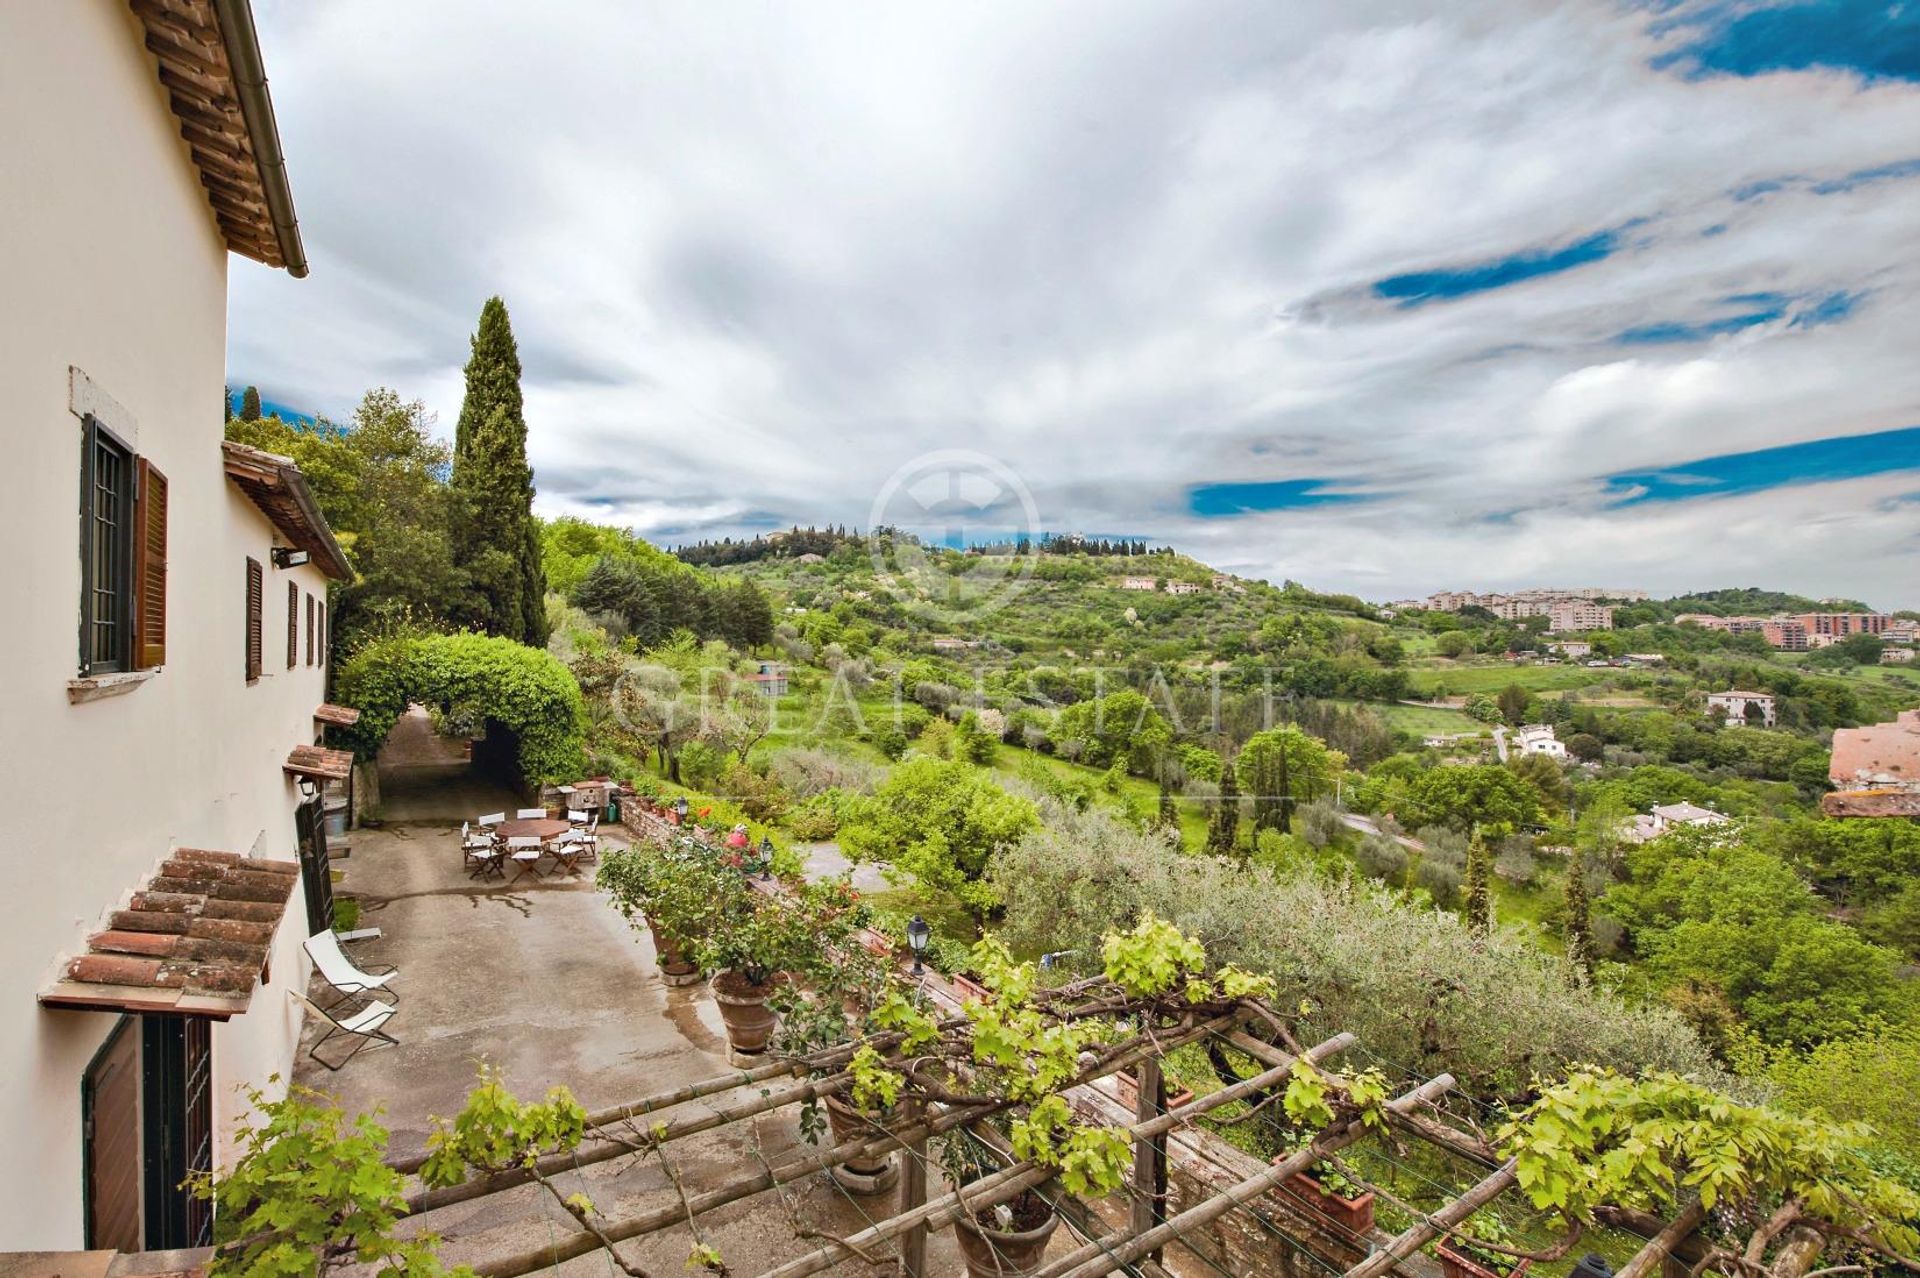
[1569,1256,1613,1278]
[905,915,931,976]
[759,835,774,879]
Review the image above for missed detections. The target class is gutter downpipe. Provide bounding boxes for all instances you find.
[210,0,308,278]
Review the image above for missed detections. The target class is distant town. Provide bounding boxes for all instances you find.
[1391,587,1916,655]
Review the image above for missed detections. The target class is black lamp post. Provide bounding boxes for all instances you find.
[905,915,931,976]
[759,835,775,879]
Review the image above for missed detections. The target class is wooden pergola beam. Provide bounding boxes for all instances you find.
[1342,1159,1519,1278]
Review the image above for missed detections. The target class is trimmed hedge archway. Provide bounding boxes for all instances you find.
[333,631,587,787]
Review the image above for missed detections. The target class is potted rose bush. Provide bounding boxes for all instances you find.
[596,838,733,987]
[698,876,864,1064]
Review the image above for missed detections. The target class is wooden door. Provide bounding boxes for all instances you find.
[83,1017,143,1252]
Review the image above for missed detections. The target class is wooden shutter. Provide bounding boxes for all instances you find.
[245,558,263,682]
[318,601,327,667]
[287,581,298,669]
[305,593,315,665]
[131,461,168,669]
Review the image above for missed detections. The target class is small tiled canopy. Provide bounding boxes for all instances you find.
[284,743,354,782]
[313,702,362,728]
[39,849,299,1019]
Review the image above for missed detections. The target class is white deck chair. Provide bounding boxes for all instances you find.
[478,811,506,828]
[291,989,398,1071]
[516,807,548,820]
[505,835,546,881]
[566,808,591,827]
[303,930,398,1010]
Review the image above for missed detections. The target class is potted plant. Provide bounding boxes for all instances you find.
[596,842,732,986]
[942,1127,1059,1278]
[1110,1071,1196,1112]
[1276,1153,1375,1237]
[1434,1214,1531,1278]
[699,877,860,1063]
[774,936,898,1194]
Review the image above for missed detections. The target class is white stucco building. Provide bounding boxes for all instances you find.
[2,0,352,1253]
[1706,690,1777,728]
[1512,724,1568,758]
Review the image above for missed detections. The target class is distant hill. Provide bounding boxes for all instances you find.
[227,387,317,427]
[1650,587,1878,617]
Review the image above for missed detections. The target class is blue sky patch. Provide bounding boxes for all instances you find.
[1188,479,1372,517]
[1654,0,1920,82]
[1604,424,1920,504]
[1372,229,1619,306]
[1614,290,1859,344]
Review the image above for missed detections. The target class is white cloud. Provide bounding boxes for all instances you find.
[230,0,1920,606]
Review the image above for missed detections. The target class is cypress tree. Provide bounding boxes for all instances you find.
[450,297,548,645]
[1464,828,1492,937]
[1206,754,1239,857]
[240,385,262,421]
[1155,767,1178,833]
[1565,846,1596,985]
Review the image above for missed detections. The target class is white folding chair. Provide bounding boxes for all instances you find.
[291,990,398,1071]
[516,807,548,820]
[478,811,506,828]
[303,930,399,1011]
[566,808,591,827]
[463,824,503,880]
[505,835,546,882]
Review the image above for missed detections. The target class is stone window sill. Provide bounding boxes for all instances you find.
[68,669,159,704]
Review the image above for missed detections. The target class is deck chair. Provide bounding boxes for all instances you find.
[303,930,399,1010]
[516,807,549,820]
[478,811,506,828]
[547,830,588,877]
[566,808,591,827]
[505,835,546,881]
[291,989,398,1071]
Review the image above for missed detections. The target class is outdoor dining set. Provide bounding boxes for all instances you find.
[460,806,603,881]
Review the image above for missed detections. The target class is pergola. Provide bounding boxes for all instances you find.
[319,975,1873,1278]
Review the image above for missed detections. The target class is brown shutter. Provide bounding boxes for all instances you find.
[305,593,315,665]
[131,460,168,669]
[245,558,263,682]
[287,581,298,669]
[318,601,327,667]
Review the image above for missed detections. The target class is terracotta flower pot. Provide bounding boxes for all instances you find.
[954,1192,1059,1278]
[1435,1240,1531,1278]
[823,1093,894,1182]
[646,921,701,985]
[710,969,780,1057]
[1276,1165,1376,1237]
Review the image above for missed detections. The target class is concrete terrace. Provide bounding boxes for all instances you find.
[299,773,971,1275]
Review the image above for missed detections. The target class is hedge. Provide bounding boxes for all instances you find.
[333,631,587,785]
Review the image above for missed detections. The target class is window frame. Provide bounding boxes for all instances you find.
[78,415,137,677]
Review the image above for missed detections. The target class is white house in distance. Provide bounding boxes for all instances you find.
[2,0,354,1253]
[1164,579,1203,595]
[1625,802,1733,843]
[1512,724,1568,758]
[1706,689,1777,727]
[1120,576,1158,591]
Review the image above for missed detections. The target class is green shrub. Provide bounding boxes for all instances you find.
[335,631,586,784]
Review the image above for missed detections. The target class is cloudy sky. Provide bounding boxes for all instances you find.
[230,0,1920,607]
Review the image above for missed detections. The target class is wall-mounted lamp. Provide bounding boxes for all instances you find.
[271,547,311,569]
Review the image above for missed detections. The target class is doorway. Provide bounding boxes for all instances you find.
[82,1015,213,1250]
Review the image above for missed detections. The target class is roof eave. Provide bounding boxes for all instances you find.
[222,440,353,581]
[209,0,306,277]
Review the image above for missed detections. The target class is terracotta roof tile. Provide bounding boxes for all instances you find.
[314,702,362,727]
[38,849,300,1020]
[284,743,354,782]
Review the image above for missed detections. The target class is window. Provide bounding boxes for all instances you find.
[78,417,167,678]
[305,592,315,665]
[287,581,298,669]
[245,558,263,682]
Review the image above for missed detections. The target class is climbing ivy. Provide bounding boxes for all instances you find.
[333,631,587,785]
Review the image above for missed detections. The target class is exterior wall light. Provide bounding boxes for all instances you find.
[271,547,310,569]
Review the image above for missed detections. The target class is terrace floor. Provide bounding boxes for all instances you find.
[298,808,976,1275]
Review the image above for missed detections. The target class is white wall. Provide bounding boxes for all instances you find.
[0,1,327,1249]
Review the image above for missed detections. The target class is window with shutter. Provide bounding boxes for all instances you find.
[78,416,136,676]
[305,593,315,666]
[131,461,167,669]
[245,559,263,683]
[287,581,298,669]
[318,601,327,667]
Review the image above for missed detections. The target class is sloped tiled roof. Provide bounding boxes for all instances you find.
[313,703,362,727]
[39,849,299,1019]
[285,743,354,782]
[222,441,352,581]
[1829,709,1920,790]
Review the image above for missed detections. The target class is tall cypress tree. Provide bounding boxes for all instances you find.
[240,385,262,421]
[450,297,548,645]
[1564,846,1596,985]
[1206,753,1239,858]
[1464,827,1492,937]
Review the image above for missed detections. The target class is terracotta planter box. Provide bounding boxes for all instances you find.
[1275,1165,1375,1237]
[953,1194,1059,1278]
[951,973,992,1003]
[1111,1073,1195,1112]
[1435,1241,1531,1278]
[857,928,894,958]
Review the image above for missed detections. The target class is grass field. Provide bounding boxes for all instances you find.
[1405,661,1606,695]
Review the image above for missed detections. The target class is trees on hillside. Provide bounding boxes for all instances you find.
[239,384,262,421]
[1405,764,1539,831]
[1235,725,1344,834]
[570,555,773,653]
[450,296,547,647]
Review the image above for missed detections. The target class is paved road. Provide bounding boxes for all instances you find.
[1337,810,1427,853]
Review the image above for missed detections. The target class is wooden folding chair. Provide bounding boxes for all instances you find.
[505,835,546,882]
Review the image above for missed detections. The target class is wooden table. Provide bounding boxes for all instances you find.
[498,818,570,842]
